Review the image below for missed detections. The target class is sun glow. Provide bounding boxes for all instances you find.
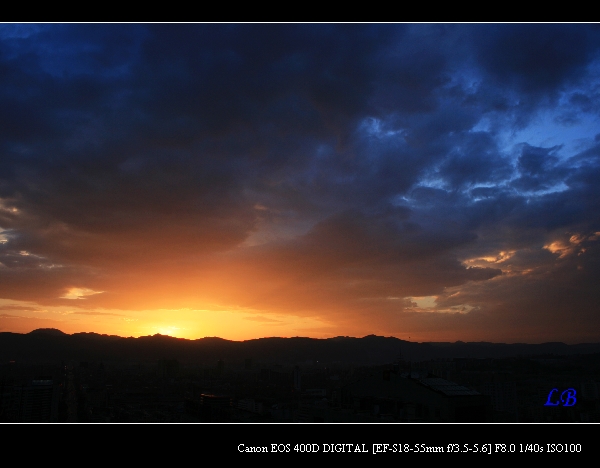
[155,326,182,337]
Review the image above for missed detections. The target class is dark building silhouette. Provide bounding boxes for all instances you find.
[481,381,518,421]
[1,377,59,422]
[293,366,301,391]
[22,378,59,422]
[341,371,491,422]
[198,393,232,422]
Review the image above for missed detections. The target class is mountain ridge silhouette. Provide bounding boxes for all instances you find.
[1,329,599,365]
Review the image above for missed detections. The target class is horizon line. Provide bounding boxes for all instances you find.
[3,328,597,346]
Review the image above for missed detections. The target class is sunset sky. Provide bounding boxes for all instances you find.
[1,24,600,343]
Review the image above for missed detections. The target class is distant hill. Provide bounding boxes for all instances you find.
[27,328,68,336]
[1,329,600,365]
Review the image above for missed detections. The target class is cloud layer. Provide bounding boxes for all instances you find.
[1,24,600,342]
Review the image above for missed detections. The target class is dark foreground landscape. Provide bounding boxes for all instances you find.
[1,329,599,423]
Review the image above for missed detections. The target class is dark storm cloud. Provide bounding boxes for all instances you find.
[447,25,600,133]
[510,144,568,192]
[1,24,600,340]
[473,24,600,97]
[436,131,512,189]
[131,24,400,141]
[435,233,600,342]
